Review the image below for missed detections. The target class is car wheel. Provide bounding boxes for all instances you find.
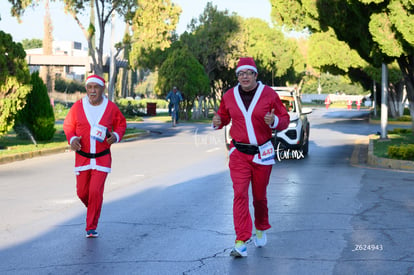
[302,138,309,156]
[271,134,278,149]
[302,127,310,156]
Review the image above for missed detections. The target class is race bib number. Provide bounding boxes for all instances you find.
[259,140,275,161]
[91,124,107,142]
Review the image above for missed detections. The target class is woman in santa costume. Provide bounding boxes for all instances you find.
[63,74,126,238]
[213,57,289,257]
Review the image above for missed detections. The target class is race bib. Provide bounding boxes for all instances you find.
[259,140,275,161]
[91,124,107,142]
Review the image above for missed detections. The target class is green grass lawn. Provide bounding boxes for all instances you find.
[146,111,214,124]
[0,125,68,156]
[369,115,412,123]
[0,124,145,157]
[0,110,210,158]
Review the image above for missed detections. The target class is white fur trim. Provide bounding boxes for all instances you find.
[86,76,105,87]
[270,115,279,129]
[236,65,257,74]
[113,132,120,143]
[69,136,79,145]
[233,82,264,145]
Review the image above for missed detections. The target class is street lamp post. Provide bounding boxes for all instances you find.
[317,77,322,94]
[380,63,388,140]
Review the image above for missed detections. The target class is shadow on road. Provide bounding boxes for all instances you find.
[0,169,235,274]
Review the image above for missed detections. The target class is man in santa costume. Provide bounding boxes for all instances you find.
[63,74,126,238]
[213,57,289,257]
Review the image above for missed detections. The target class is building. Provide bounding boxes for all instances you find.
[25,40,89,82]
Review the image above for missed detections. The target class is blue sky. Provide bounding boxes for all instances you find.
[0,0,272,52]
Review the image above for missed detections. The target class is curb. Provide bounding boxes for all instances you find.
[350,138,368,165]
[121,130,150,142]
[0,145,70,165]
[0,130,150,165]
[367,138,414,171]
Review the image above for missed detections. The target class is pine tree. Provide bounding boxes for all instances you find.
[14,72,55,141]
[0,31,31,137]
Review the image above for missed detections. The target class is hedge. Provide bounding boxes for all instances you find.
[388,144,414,160]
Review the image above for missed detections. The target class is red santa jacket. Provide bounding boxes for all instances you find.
[217,82,289,163]
[63,97,126,173]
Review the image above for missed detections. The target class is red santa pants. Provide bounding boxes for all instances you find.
[76,169,108,231]
[229,149,273,242]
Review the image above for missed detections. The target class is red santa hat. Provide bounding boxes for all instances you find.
[236,57,258,74]
[85,74,105,87]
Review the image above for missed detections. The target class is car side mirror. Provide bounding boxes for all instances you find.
[301,107,312,115]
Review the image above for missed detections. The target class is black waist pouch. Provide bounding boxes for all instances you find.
[232,140,259,155]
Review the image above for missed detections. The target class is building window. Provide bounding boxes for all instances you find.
[74,42,81,50]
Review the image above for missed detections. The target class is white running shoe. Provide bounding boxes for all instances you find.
[230,240,247,257]
[254,230,267,247]
[86,229,99,238]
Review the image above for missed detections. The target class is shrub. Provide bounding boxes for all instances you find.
[53,103,70,120]
[388,128,412,134]
[311,99,324,104]
[398,115,412,122]
[388,144,414,160]
[55,77,85,94]
[137,98,169,109]
[0,31,32,137]
[301,73,367,95]
[116,98,146,117]
[116,98,169,117]
[14,72,56,141]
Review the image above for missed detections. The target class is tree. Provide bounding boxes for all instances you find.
[60,0,134,75]
[180,2,306,110]
[364,62,405,117]
[129,0,181,69]
[7,0,181,101]
[302,72,367,95]
[0,31,31,137]
[242,18,304,87]
[182,2,243,107]
[307,28,368,75]
[156,47,210,120]
[5,0,33,19]
[21,38,42,49]
[306,28,376,97]
[118,22,132,98]
[271,0,414,132]
[14,71,56,141]
[5,0,116,74]
[135,70,157,98]
[6,0,132,73]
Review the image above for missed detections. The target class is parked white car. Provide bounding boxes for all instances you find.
[224,86,312,156]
